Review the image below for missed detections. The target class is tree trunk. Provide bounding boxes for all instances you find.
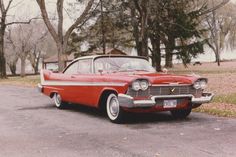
[215,51,221,66]
[0,28,7,78]
[8,63,17,76]
[140,0,148,57]
[150,35,161,72]
[212,9,221,66]
[165,35,175,68]
[57,44,66,72]
[130,2,142,56]
[20,56,26,77]
[34,56,40,74]
[165,48,173,68]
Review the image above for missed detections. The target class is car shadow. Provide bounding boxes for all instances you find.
[63,103,193,124]
[64,103,106,119]
[17,105,55,111]
[18,103,195,124]
[125,112,195,125]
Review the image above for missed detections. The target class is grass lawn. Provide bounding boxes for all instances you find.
[195,93,236,118]
[213,93,236,105]
[0,75,40,87]
[192,93,236,118]
[193,107,236,118]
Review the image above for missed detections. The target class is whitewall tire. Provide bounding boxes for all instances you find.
[53,93,66,109]
[106,93,125,123]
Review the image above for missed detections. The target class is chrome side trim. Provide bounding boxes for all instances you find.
[151,84,191,87]
[41,80,126,87]
[40,69,126,87]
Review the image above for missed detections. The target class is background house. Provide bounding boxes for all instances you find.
[43,48,127,71]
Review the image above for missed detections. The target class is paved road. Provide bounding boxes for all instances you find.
[0,85,236,157]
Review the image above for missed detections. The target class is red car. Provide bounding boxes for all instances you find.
[38,55,214,123]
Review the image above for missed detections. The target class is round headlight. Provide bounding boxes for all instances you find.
[193,81,201,89]
[132,81,141,91]
[200,80,207,89]
[140,80,149,91]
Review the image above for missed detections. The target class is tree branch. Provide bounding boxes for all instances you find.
[0,0,6,13]
[200,0,230,16]
[76,1,100,30]
[6,17,40,26]
[133,0,142,16]
[8,0,24,11]
[36,0,59,44]
[5,0,13,13]
[64,0,95,45]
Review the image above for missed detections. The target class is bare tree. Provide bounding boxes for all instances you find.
[6,21,49,77]
[28,46,42,74]
[35,0,95,72]
[28,24,48,74]
[0,0,37,78]
[5,28,18,75]
[205,0,232,66]
[17,25,34,77]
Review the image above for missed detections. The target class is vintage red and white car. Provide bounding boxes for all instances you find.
[38,55,214,123]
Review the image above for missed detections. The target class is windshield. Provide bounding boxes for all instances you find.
[94,57,156,73]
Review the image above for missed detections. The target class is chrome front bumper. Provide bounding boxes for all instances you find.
[118,93,214,108]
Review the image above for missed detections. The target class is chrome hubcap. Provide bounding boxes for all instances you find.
[55,94,61,106]
[109,97,119,117]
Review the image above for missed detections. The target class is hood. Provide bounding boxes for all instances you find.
[105,72,199,85]
[135,72,198,84]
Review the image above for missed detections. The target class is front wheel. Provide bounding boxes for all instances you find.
[170,108,192,119]
[106,93,125,123]
[53,93,67,109]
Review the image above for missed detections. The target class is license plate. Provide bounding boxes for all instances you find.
[163,100,177,108]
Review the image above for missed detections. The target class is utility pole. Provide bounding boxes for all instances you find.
[100,0,106,54]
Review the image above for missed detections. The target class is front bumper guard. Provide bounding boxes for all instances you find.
[37,83,43,93]
[118,93,214,108]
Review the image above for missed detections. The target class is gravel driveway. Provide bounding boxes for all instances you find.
[0,85,235,157]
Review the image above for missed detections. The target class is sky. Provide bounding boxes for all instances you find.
[7,0,84,29]
[7,0,236,29]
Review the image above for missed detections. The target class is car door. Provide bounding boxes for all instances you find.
[62,59,96,106]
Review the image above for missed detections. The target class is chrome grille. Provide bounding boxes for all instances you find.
[127,85,202,98]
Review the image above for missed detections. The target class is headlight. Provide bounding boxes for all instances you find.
[132,80,141,91]
[131,80,150,91]
[200,80,207,89]
[193,81,201,89]
[140,80,149,91]
[193,79,207,89]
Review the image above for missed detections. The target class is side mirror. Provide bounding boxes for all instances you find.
[162,68,168,74]
[98,67,103,74]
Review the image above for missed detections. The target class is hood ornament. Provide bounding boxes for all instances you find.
[169,87,176,94]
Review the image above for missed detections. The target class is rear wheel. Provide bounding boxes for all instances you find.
[106,93,125,123]
[170,108,192,119]
[53,93,67,109]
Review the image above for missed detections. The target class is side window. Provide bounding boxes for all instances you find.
[64,61,78,75]
[78,59,92,74]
